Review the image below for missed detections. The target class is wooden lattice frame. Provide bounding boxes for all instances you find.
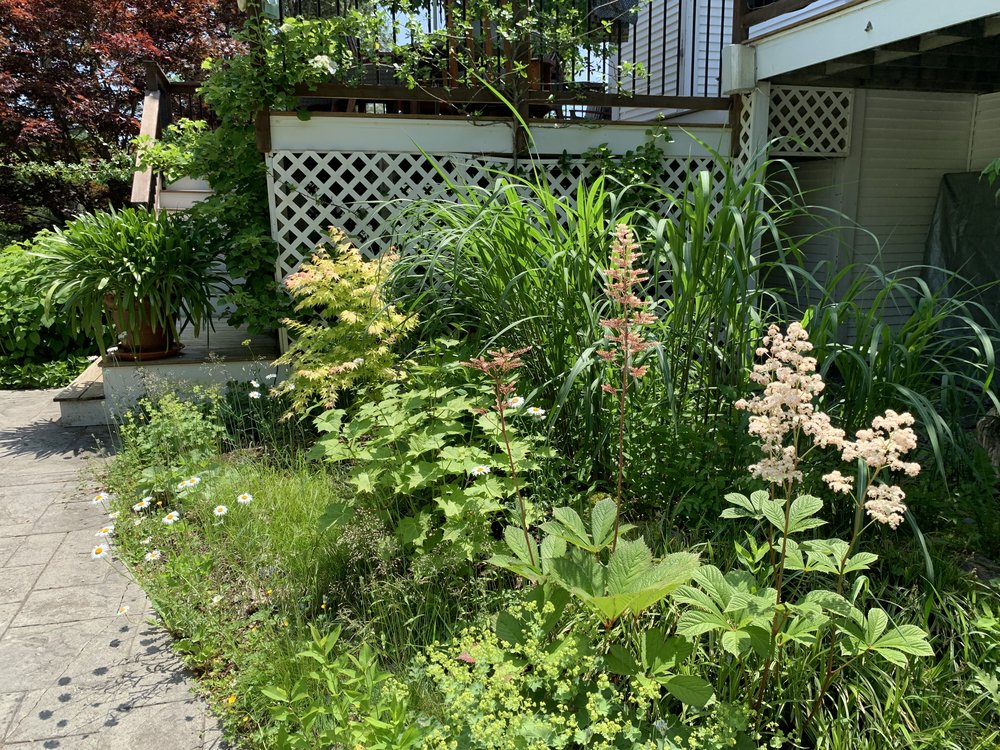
[768,85,853,157]
[267,150,727,288]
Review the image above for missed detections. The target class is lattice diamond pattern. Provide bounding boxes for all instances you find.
[768,86,853,157]
[268,150,728,291]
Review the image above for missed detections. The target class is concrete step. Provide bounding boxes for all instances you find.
[53,359,109,427]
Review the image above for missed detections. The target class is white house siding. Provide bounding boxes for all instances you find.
[970,92,1000,171]
[788,90,977,329]
[614,0,730,122]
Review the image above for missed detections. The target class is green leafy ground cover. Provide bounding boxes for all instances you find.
[94,161,1000,749]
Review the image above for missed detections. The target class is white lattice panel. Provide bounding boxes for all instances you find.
[267,150,728,287]
[768,86,853,157]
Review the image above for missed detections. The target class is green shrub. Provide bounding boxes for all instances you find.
[0,242,96,388]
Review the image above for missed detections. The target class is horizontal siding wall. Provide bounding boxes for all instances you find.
[615,0,680,121]
[615,0,730,121]
[850,90,975,326]
[970,91,1000,171]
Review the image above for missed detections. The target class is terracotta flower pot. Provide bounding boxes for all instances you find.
[104,296,181,361]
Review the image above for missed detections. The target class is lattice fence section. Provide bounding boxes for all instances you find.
[733,92,755,169]
[267,150,727,287]
[768,86,853,157]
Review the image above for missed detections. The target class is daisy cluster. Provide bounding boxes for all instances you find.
[93,477,258,580]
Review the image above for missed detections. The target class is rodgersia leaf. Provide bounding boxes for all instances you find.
[721,490,768,521]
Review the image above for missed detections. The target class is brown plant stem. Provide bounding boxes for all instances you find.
[494,377,535,567]
[612,307,631,553]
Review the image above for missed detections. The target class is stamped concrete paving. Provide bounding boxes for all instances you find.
[0,390,226,749]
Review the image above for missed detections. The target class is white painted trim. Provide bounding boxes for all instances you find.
[269,113,731,158]
[751,0,1000,80]
[270,114,514,154]
[528,123,730,157]
[749,0,854,39]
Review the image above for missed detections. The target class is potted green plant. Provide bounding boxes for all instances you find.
[33,206,228,360]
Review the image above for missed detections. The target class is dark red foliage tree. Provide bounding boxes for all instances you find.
[0,0,243,239]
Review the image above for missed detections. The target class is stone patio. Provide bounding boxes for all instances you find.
[0,390,227,749]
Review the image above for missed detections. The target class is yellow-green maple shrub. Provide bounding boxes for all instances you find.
[277,230,416,412]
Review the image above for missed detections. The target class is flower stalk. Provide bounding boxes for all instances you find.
[464,346,535,566]
[597,225,655,551]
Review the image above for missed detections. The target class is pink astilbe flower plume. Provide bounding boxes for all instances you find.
[597,225,657,396]
[598,225,657,550]
[463,346,535,564]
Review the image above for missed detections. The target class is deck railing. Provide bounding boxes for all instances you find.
[267,0,734,112]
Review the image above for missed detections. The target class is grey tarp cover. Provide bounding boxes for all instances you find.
[924,172,1000,321]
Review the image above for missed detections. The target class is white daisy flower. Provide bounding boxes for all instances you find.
[91,544,109,560]
[506,396,525,409]
[248,391,261,399]
[237,493,253,505]
[92,492,110,505]
[213,505,228,517]
[250,380,260,388]
[162,511,180,525]
[177,477,201,490]
[107,511,119,520]
[470,465,491,477]
[525,406,546,419]
[116,605,130,616]
[265,373,277,380]
[144,549,162,562]
[96,525,114,537]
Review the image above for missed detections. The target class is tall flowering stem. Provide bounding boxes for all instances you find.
[464,346,535,566]
[736,322,921,719]
[598,225,656,552]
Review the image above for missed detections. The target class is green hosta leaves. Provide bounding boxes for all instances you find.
[840,608,935,666]
[547,540,699,627]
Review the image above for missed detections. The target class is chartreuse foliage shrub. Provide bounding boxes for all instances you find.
[276,229,417,413]
[0,241,95,388]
